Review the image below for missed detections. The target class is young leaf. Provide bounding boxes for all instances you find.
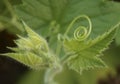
[63,26,117,73]
[4,52,43,70]
[2,23,55,70]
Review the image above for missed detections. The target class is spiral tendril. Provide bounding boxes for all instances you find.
[64,15,92,41]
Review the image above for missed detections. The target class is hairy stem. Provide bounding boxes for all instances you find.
[44,66,62,84]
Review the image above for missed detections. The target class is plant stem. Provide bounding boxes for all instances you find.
[56,39,62,56]
[3,0,16,18]
[3,0,24,32]
[44,66,62,84]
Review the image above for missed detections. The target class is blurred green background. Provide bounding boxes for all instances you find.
[0,0,120,84]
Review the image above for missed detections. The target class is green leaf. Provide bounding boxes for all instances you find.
[2,23,55,70]
[15,0,120,47]
[115,27,120,45]
[4,52,43,70]
[63,25,117,73]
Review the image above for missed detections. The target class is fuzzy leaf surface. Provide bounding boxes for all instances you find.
[4,52,43,70]
[63,26,117,73]
[2,23,55,70]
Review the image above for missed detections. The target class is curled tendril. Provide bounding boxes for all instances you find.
[64,15,92,41]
